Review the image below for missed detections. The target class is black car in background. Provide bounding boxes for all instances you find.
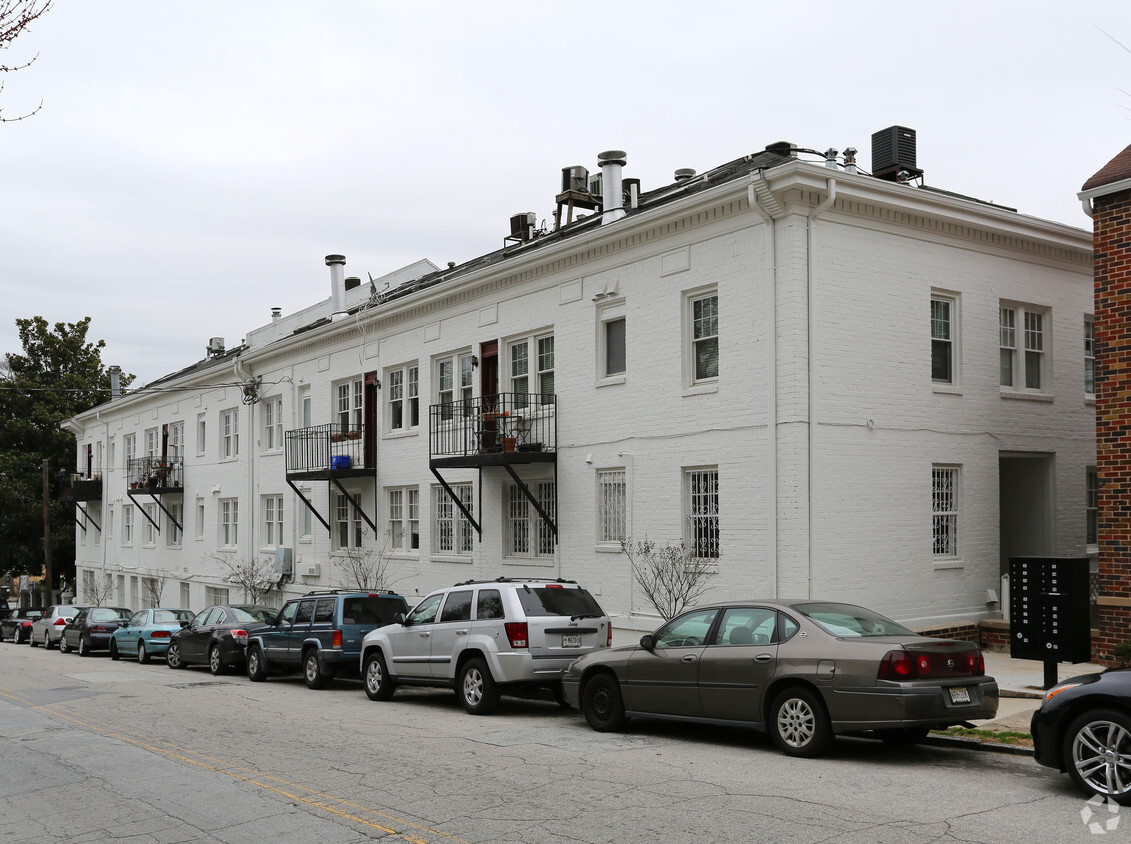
[1032,668,1131,803]
[2,607,45,643]
[59,607,132,656]
[166,605,276,675]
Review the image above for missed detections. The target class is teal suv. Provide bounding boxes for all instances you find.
[246,590,409,689]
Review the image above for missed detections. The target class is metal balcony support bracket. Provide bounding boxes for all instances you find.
[430,466,482,538]
[127,492,164,534]
[287,478,331,534]
[502,463,557,539]
[330,477,379,536]
[74,502,99,534]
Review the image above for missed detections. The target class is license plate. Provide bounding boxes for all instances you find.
[562,634,581,648]
[949,686,971,704]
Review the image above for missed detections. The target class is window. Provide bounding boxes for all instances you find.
[931,295,955,385]
[105,505,113,542]
[195,498,205,541]
[141,577,157,609]
[690,293,719,382]
[143,504,158,545]
[439,590,474,623]
[932,466,959,559]
[196,414,207,455]
[387,364,419,431]
[166,502,182,547]
[145,427,160,458]
[263,495,284,547]
[686,468,720,559]
[205,585,230,606]
[263,398,283,450]
[604,317,626,376]
[1000,303,1049,392]
[388,487,420,551]
[92,503,101,546]
[168,422,184,457]
[122,506,133,545]
[597,469,627,545]
[1085,319,1096,397]
[506,481,556,558]
[220,498,238,547]
[510,335,555,406]
[436,353,473,420]
[434,484,474,556]
[299,488,313,540]
[1087,467,1098,547]
[221,409,239,458]
[180,581,191,608]
[124,433,136,467]
[335,492,363,550]
[337,379,363,432]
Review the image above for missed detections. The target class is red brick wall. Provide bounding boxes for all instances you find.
[1093,187,1131,664]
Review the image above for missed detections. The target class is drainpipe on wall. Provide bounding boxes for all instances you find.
[233,355,257,572]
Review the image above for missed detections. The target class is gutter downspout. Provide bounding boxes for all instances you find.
[806,178,837,599]
[748,171,782,598]
[233,355,256,580]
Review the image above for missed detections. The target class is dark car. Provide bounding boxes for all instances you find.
[166,605,276,674]
[246,590,409,689]
[59,606,132,655]
[1,607,44,643]
[562,599,998,758]
[1032,668,1131,803]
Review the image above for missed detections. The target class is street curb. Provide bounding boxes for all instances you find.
[925,734,1034,756]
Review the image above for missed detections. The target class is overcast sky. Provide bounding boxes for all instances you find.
[2,1,1128,385]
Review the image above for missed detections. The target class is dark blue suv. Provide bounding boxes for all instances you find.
[246,590,408,689]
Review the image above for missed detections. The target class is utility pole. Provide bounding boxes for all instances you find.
[41,459,52,605]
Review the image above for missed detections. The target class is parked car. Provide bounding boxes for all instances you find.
[1,607,44,643]
[561,599,998,757]
[110,608,195,663]
[29,605,88,649]
[361,578,611,714]
[1031,668,1131,803]
[166,605,277,674]
[58,606,132,655]
[247,590,409,689]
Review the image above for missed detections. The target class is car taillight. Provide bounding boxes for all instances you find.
[230,629,248,641]
[53,618,68,626]
[91,626,109,633]
[151,630,171,639]
[878,650,917,680]
[20,621,32,629]
[878,648,986,680]
[332,630,342,648]
[607,623,612,648]
[505,622,528,649]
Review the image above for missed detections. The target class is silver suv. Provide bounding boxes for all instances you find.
[360,578,610,714]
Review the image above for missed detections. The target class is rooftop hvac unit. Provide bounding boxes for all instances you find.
[273,547,293,577]
[207,337,225,356]
[871,125,922,182]
[588,173,602,197]
[561,165,589,193]
[509,212,536,241]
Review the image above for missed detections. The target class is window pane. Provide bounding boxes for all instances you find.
[606,318,626,376]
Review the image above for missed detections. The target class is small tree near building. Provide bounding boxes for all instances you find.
[336,529,413,592]
[141,566,171,608]
[81,567,114,606]
[213,554,278,606]
[621,537,715,621]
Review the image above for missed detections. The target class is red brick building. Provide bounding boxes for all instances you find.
[1082,143,1131,662]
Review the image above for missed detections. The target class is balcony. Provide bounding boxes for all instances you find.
[127,456,184,495]
[285,424,373,481]
[58,472,103,503]
[429,393,557,469]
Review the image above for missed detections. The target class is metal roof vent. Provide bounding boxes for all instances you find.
[674,168,696,182]
[765,141,797,158]
[872,126,923,182]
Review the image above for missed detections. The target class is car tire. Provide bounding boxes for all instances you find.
[137,641,149,665]
[364,652,396,701]
[59,635,70,654]
[77,636,89,657]
[110,641,120,661]
[247,646,268,682]
[770,686,834,758]
[44,633,54,650]
[303,650,332,690]
[458,657,499,715]
[582,673,626,732]
[166,641,184,669]
[208,645,226,676]
[29,631,39,647]
[877,727,930,747]
[1064,708,1131,804]
[552,683,571,710]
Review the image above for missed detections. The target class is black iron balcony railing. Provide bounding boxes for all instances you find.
[58,471,103,502]
[127,456,184,492]
[286,423,370,475]
[430,393,556,460]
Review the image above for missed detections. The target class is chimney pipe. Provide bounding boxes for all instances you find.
[598,150,627,224]
[325,254,347,321]
[109,366,121,399]
[674,168,696,182]
[271,307,282,322]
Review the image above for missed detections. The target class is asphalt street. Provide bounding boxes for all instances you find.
[0,641,1110,843]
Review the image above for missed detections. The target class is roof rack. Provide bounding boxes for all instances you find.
[452,577,578,587]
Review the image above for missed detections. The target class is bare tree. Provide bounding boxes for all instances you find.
[621,537,716,621]
[336,529,413,592]
[212,554,278,606]
[81,567,114,606]
[1,1,53,122]
[141,566,171,608]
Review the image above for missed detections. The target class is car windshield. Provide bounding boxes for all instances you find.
[793,602,915,638]
[516,586,605,617]
[153,610,193,624]
[89,608,130,623]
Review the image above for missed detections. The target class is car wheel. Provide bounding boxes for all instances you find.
[247,646,268,682]
[110,641,120,661]
[137,641,149,665]
[770,686,834,758]
[302,650,332,690]
[29,631,39,647]
[43,632,54,650]
[1065,709,1131,804]
[877,727,931,747]
[582,673,626,732]
[59,635,70,654]
[364,652,396,701]
[208,645,226,676]
[166,641,184,669]
[458,657,499,715]
[77,636,89,657]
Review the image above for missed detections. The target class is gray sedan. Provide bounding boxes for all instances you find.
[561,599,998,757]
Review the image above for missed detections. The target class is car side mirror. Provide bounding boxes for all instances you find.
[639,634,655,650]
[394,612,408,625]
[180,620,190,628]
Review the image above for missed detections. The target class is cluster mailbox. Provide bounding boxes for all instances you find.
[1009,557,1092,678]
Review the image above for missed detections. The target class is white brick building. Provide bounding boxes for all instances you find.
[64,135,1095,632]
